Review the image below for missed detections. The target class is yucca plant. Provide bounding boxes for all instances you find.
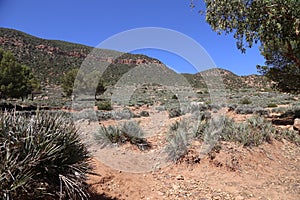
[0,111,92,200]
[94,125,123,147]
[94,121,150,151]
[119,120,150,150]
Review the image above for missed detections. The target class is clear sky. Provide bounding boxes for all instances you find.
[0,0,266,75]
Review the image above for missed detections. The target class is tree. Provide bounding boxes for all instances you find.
[0,49,40,100]
[194,0,300,93]
[61,68,106,99]
[61,68,79,97]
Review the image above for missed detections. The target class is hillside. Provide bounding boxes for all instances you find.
[0,28,271,91]
[183,68,271,90]
[0,28,161,85]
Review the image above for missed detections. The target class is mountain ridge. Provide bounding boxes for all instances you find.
[0,27,271,90]
[0,27,162,85]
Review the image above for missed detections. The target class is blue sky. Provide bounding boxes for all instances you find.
[0,0,266,75]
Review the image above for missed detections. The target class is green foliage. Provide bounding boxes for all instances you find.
[203,115,299,147]
[267,103,278,108]
[111,109,135,120]
[274,129,300,146]
[61,68,78,97]
[0,28,91,84]
[95,100,112,111]
[258,64,300,93]
[194,115,274,147]
[119,120,150,150]
[240,97,252,105]
[0,49,40,100]
[235,105,269,115]
[61,68,107,98]
[165,125,189,162]
[223,115,274,146]
[94,121,150,151]
[166,112,210,161]
[166,111,300,161]
[120,120,145,140]
[0,28,161,86]
[0,112,92,199]
[196,0,300,93]
[95,125,123,147]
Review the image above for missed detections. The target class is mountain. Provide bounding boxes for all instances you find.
[0,28,161,85]
[0,27,271,90]
[183,68,271,90]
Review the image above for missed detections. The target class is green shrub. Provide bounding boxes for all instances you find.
[235,105,268,115]
[95,125,123,147]
[267,103,278,108]
[73,109,98,121]
[94,121,150,151]
[165,113,208,161]
[274,129,300,146]
[217,115,300,146]
[96,110,113,120]
[213,115,273,146]
[95,100,112,111]
[271,107,288,114]
[235,105,256,114]
[195,115,275,147]
[111,109,134,120]
[165,128,188,162]
[0,112,92,200]
[240,97,252,105]
[120,120,144,139]
[155,105,166,111]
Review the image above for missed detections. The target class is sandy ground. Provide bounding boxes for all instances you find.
[77,106,300,200]
[88,140,299,200]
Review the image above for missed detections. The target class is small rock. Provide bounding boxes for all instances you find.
[293,118,300,131]
[176,175,184,180]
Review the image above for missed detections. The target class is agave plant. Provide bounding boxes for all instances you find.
[0,111,93,200]
[94,121,151,151]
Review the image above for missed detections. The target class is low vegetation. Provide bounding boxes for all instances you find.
[94,120,150,151]
[0,111,92,199]
[166,113,300,162]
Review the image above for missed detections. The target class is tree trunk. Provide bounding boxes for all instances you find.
[286,41,300,68]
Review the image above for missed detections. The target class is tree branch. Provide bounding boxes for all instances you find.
[285,41,300,68]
